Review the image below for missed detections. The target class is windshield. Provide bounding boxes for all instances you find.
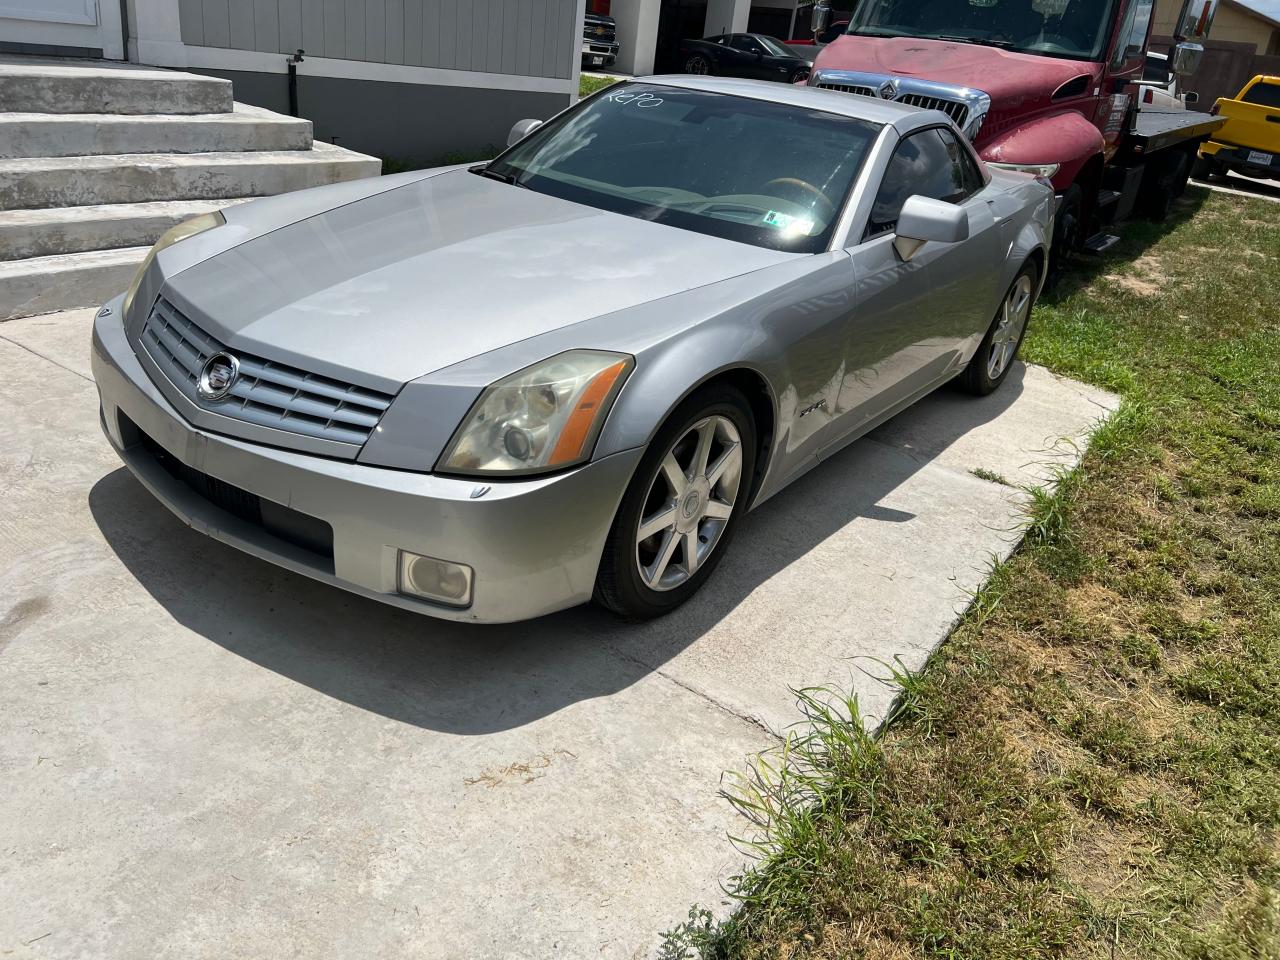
[757,35,795,57]
[484,83,879,254]
[848,0,1120,62]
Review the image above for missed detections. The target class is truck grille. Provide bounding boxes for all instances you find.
[811,71,990,139]
[815,81,970,130]
[896,93,969,128]
[140,297,394,448]
[815,82,877,98]
[584,16,616,42]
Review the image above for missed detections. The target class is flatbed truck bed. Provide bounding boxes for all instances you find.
[1130,108,1225,154]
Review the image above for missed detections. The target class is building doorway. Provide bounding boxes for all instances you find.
[655,0,709,72]
[0,0,125,59]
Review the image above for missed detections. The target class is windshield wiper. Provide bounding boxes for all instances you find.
[472,165,526,188]
[936,35,1014,48]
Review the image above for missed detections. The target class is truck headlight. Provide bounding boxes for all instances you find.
[985,161,1060,179]
[438,350,633,476]
[121,211,225,320]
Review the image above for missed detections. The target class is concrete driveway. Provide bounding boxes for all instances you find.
[0,308,1116,958]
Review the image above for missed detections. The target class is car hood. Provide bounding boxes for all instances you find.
[162,169,795,393]
[813,36,1102,126]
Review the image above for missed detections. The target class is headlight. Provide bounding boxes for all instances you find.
[439,350,633,476]
[986,161,1060,179]
[121,211,225,319]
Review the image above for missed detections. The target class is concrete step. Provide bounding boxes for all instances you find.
[0,55,232,115]
[0,104,313,159]
[0,199,254,260]
[0,142,383,210]
[0,247,146,321]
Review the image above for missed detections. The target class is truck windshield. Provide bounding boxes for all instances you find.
[848,0,1120,62]
[484,83,880,253]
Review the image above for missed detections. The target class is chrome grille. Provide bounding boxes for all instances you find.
[816,82,877,98]
[141,297,394,447]
[896,93,969,129]
[810,70,990,140]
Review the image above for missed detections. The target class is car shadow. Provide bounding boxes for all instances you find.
[89,366,1028,736]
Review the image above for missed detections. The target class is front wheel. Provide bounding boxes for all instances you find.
[1046,184,1081,289]
[594,385,756,620]
[957,262,1038,396]
[789,68,811,84]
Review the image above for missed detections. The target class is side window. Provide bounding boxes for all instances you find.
[730,35,763,53]
[937,127,985,197]
[712,35,728,45]
[1112,0,1154,69]
[865,129,971,238]
[1242,80,1280,108]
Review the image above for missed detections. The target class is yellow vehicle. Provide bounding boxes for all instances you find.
[1192,75,1280,182]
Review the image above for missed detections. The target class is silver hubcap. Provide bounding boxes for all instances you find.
[987,273,1033,380]
[635,415,743,592]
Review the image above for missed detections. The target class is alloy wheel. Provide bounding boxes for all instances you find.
[686,56,709,74]
[987,272,1033,380]
[635,415,743,592]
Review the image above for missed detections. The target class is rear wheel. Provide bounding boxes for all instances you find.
[685,54,711,75]
[958,262,1038,396]
[1190,154,1219,180]
[595,385,756,620]
[1139,147,1193,220]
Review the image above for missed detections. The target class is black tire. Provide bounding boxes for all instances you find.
[1190,154,1218,180]
[1046,184,1081,289]
[957,261,1039,396]
[685,54,711,75]
[789,68,811,84]
[594,384,757,620]
[1139,147,1192,220]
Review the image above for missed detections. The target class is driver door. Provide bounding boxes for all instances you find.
[836,127,1002,434]
[727,34,771,79]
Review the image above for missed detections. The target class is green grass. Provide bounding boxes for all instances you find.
[662,188,1280,959]
[580,73,622,98]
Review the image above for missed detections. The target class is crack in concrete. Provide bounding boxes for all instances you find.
[0,333,93,384]
[607,641,782,742]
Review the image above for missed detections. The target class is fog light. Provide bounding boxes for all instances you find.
[398,551,474,608]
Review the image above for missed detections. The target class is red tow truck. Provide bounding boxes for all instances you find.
[806,0,1227,263]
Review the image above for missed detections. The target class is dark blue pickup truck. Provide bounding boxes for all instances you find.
[582,12,618,68]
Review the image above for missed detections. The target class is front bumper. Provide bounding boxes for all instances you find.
[581,39,618,64]
[90,295,643,623]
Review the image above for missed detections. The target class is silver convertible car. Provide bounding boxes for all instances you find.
[91,77,1053,623]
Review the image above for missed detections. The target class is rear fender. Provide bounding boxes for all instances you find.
[979,110,1105,192]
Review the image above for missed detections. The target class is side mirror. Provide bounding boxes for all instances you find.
[893,195,969,261]
[507,118,542,147]
[1184,90,1199,104]
[1170,41,1204,77]
[811,1,830,33]
[754,49,764,59]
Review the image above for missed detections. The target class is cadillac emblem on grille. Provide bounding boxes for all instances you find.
[197,351,239,401]
[877,78,897,100]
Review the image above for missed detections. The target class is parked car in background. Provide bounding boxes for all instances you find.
[1192,75,1280,182]
[790,20,849,44]
[583,11,618,68]
[681,34,813,83]
[91,77,1052,623]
